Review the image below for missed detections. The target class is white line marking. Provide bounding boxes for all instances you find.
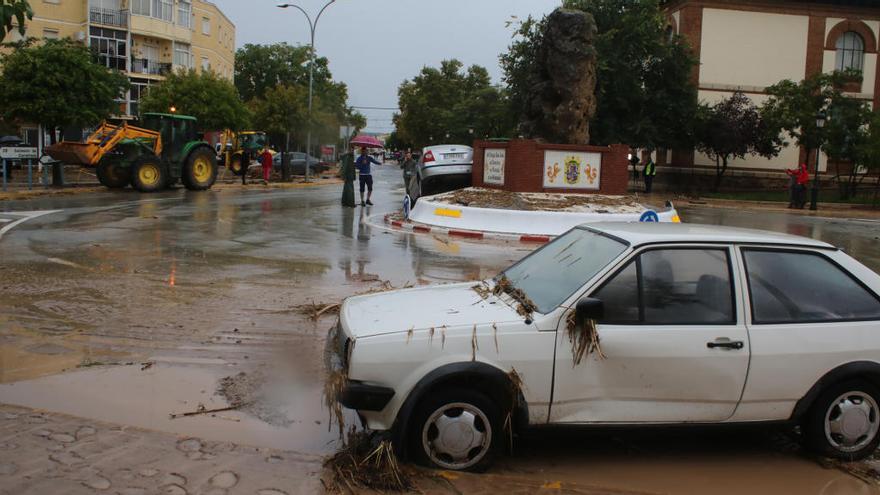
[0,210,60,241]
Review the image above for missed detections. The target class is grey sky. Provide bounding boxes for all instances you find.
[212,0,561,133]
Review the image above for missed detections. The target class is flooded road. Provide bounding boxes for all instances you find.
[1,165,879,493]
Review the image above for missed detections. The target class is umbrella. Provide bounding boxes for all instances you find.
[350,135,384,149]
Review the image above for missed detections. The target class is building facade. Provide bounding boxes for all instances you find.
[662,0,880,174]
[7,0,235,123]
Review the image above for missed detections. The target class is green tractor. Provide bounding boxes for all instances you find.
[48,113,219,193]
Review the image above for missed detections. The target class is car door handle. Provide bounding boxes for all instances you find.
[707,340,744,350]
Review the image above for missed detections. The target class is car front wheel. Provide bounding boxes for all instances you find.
[804,380,880,461]
[409,387,500,472]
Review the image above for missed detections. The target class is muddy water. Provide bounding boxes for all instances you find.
[1,169,880,493]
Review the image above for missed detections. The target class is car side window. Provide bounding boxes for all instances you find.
[743,249,880,324]
[592,248,735,325]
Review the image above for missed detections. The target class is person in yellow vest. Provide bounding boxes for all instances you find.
[643,156,657,194]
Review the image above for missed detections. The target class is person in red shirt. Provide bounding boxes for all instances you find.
[260,147,273,185]
[786,163,809,209]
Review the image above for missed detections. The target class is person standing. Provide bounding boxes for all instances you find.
[340,150,356,207]
[643,155,657,194]
[355,147,381,206]
[260,147,273,185]
[794,163,809,208]
[785,164,800,208]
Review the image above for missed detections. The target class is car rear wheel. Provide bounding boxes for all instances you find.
[409,387,500,472]
[804,380,880,461]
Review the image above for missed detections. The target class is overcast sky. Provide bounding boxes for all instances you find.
[212,0,560,133]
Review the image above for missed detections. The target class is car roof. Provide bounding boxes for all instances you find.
[583,222,835,249]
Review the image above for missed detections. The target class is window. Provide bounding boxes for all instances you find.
[131,0,150,16]
[743,249,880,324]
[173,42,192,68]
[592,248,735,325]
[201,56,210,71]
[43,29,60,40]
[202,17,211,35]
[502,228,629,314]
[177,0,192,28]
[129,78,152,116]
[90,27,128,71]
[836,31,865,73]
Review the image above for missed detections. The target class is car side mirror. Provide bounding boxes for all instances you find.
[575,297,604,325]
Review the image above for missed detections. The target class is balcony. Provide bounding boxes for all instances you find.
[90,7,128,28]
[131,59,172,76]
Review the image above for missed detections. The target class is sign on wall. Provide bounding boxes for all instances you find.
[0,147,38,160]
[483,149,506,185]
[543,150,602,190]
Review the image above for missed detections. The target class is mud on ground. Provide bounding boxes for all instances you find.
[435,187,645,213]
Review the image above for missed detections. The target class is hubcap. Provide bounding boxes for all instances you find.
[139,163,160,186]
[422,402,491,470]
[193,157,212,182]
[825,391,879,453]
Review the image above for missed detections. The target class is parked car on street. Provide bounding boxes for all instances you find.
[405,144,472,202]
[272,152,328,175]
[328,223,880,471]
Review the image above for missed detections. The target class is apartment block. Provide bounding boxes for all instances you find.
[8,0,235,120]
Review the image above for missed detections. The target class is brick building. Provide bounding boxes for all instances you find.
[661,0,880,176]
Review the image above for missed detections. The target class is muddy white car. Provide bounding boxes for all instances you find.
[327,223,880,471]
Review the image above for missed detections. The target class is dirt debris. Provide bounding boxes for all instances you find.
[323,429,413,493]
[217,370,293,427]
[295,301,341,321]
[504,368,525,452]
[436,187,643,212]
[566,311,606,365]
[493,276,537,319]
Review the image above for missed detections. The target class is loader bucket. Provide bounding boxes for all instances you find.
[46,142,99,167]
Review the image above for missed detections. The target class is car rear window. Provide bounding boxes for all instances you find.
[743,249,880,324]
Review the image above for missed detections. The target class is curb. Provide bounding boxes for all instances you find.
[384,214,552,244]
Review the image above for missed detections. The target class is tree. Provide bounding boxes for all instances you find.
[250,84,308,143]
[139,69,250,131]
[0,38,129,143]
[823,95,872,200]
[395,59,515,148]
[694,92,781,191]
[501,0,698,149]
[1,0,32,42]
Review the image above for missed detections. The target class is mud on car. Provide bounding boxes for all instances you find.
[327,223,880,471]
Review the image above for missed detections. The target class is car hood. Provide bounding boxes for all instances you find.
[340,282,522,339]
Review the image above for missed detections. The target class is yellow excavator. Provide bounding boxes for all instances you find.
[48,113,218,192]
[217,130,268,176]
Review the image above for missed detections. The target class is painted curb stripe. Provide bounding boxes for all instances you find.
[449,230,484,239]
[434,208,462,218]
[413,225,432,233]
[520,235,551,243]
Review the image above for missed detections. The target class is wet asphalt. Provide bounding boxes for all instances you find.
[1,163,880,494]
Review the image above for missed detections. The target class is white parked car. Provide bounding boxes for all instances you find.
[328,223,880,471]
[405,144,473,202]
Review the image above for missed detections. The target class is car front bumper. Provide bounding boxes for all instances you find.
[338,380,395,411]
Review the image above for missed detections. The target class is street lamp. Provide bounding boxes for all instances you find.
[810,111,827,211]
[277,0,337,182]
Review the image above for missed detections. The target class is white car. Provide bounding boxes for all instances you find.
[405,144,473,202]
[328,223,880,471]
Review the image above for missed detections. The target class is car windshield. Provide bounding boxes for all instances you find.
[500,228,628,314]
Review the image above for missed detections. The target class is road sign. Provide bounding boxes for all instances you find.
[0,147,38,159]
[640,210,660,223]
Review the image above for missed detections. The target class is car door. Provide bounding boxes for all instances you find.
[731,246,880,422]
[550,244,750,423]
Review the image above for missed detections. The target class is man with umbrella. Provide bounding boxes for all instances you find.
[355,146,381,206]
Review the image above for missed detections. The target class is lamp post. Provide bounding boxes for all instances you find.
[810,111,827,211]
[277,0,337,182]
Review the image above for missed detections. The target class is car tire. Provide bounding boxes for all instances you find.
[408,387,501,472]
[182,147,218,191]
[804,380,880,461]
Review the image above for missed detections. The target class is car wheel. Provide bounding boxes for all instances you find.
[804,380,880,461]
[409,387,500,472]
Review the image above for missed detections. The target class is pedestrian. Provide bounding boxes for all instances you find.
[260,146,273,185]
[794,163,810,208]
[402,150,417,192]
[643,155,657,194]
[355,147,381,206]
[629,151,640,183]
[340,149,356,208]
[785,165,799,208]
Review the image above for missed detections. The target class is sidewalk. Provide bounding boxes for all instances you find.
[679,196,880,220]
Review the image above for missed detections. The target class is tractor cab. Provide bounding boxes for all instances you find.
[140,113,199,164]
[239,132,268,153]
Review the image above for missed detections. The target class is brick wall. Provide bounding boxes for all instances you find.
[472,139,630,195]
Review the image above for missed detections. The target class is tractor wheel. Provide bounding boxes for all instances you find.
[229,153,246,176]
[130,156,167,193]
[183,148,218,191]
[96,160,130,189]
